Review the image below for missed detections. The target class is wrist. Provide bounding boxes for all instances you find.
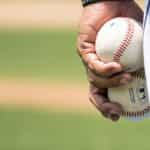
[82,0,134,7]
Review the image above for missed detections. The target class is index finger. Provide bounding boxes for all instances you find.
[78,35,122,76]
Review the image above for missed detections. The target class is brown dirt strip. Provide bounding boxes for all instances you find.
[0,79,94,111]
[0,1,82,29]
[0,1,143,29]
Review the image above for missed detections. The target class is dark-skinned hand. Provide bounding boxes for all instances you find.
[77,0,143,121]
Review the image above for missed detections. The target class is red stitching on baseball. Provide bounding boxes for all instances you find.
[113,18,134,62]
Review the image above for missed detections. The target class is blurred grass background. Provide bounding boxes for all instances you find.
[0,0,149,150]
[1,108,150,150]
[0,29,85,81]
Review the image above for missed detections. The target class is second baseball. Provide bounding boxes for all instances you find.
[108,71,149,119]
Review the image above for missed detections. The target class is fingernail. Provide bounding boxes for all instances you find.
[110,114,120,122]
[109,111,120,121]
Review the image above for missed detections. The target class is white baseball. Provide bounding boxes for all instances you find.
[95,17,143,72]
[108,71,150,120]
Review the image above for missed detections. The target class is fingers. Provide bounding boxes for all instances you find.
[77,36,122,76]
[88,58,122,76]
[88,69,132,88]
[89,84,123,121]
[77,20,123,77]
[108,73,133,86]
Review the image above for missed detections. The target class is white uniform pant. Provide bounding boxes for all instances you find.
[144,0,150,101]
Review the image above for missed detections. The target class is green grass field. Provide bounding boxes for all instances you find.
[0,29,150,150]
[0,108,150,150]
[0,29,85,81]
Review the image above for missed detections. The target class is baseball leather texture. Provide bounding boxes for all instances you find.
[95,17,143,72]
[108,71,150,120]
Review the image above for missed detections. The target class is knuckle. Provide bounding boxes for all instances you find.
[76,40,88,58]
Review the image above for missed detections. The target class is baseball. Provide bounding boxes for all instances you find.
[108,71,150,120]
[95,17,143,72]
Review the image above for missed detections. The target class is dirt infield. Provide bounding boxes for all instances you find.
[0,1,82,28]
[0,0,143,29]
[0,79,93,111]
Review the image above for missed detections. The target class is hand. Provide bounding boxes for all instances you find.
[88,68,132,121]
[77,1,143,121]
